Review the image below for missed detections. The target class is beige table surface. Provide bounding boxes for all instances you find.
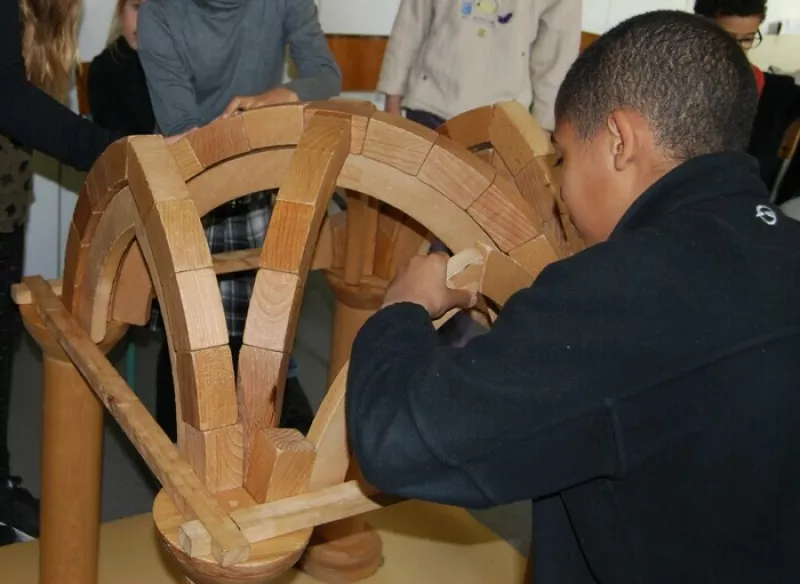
[0,500,526,583]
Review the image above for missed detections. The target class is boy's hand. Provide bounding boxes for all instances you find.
[222,88,299,117]
[382,253,477,318]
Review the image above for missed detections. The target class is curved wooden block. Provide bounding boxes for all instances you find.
[242,103,306,150]
[361,111,438,175]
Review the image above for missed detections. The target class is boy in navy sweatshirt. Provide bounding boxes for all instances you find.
[347,10,800,583]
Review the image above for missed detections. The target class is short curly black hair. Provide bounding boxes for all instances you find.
[694,0,767,19]
[555,10,758,161]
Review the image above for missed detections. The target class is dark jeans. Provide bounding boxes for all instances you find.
[404,108,446,131]
[0,227,24,483]
[156,335,314,440]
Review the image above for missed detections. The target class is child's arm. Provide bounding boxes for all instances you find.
[283,0,342,101]
[529,0,582,132]
[136,2,201,136]
[378,0,434,114]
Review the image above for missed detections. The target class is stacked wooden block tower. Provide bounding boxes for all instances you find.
[12,99,583,584]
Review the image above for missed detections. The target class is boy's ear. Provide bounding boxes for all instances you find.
[607,110,637,172]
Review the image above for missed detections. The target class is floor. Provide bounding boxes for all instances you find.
[8,271,531,555]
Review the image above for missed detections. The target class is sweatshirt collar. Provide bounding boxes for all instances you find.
[611,151,767,236]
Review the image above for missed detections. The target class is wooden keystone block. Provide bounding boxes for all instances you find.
[183,423,245,493]
[361,111,438,175]
[242,103,306,150]
[245,428,316,504]
[242,269,302,354]
[418,135,496,209]
[175,346,238,431]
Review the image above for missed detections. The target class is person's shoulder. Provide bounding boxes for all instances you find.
[137,0,176,29]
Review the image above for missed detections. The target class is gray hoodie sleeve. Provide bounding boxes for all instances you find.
[137,1,202,135]
[282,0,342,101]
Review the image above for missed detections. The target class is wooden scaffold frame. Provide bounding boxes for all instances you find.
[12,99,582,584]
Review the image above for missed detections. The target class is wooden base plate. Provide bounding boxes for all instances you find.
[153,488,312,584]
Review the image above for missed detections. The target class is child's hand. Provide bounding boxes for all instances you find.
[382,253,477,318]
[384,95,403,116]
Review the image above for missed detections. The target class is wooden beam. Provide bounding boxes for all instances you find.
[22,276,251,568]
[179,479,397,559]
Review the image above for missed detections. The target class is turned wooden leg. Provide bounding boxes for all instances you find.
[300,277,384,582]
[40,354,104,584]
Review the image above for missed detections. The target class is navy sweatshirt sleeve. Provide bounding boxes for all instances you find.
[283,0,342,101]
[0,0,120,171]
[345,241,675,508]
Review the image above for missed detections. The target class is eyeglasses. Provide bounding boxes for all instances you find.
[732,29,762,50]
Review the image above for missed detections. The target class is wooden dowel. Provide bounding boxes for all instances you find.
[23,276,250,568]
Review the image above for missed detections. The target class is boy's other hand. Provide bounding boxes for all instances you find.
[382,253,477,318]
[222,88,299,117]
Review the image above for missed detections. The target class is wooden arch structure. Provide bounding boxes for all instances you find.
[14,99,582,584]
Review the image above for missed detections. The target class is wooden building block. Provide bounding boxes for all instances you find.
[492,148,515,181]
[84,138,130,210]
[110,241,154,326]
[242,104,306,150]
[438,105,494,146]
[338,155,495,254]
[244,428,316,503]
[72,185,99,241]
[514,157,561,226]
[260,201,318,274]
[127,135,191,218]
[169,138,204,181]
[306,365,350,490]
[467,176,540,252]
[77,188,139,342]
[144,199,213,273]
[480,248,535,306]
[61,223,86,313]
[509,233,560,278]
[174,346,238,431]
[187,148,293,217]
[237,345,291,445]
[329,211,348,270]
[242,269,302,353]
[361,112,437,175]
[162,268,230,352]
[305,100,376,154]
[272,114,350,206]
[418,135,496,209]
[183,423,244,493]
[212,248,262,275]
[489,101,554,176]
[187,115,251,168]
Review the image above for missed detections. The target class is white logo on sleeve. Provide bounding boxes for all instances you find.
[756,204,778,226]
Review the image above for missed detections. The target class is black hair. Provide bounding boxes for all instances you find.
[694,0,767,20]
[554,10,758,160]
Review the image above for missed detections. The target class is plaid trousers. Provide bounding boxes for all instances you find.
[151,192,298,376]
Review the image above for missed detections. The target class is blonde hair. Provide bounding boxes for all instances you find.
[106,0,127,47]
[20,0,81,103]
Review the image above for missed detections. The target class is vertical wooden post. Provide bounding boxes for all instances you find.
[40,354,104,584]
[19,305,128,584]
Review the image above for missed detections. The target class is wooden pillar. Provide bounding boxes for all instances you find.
[19,305,127,584]
[40,354,104,584]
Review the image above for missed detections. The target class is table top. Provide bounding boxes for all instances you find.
[0,500,526,584]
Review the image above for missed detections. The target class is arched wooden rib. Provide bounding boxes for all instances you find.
[239,114,351,505]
